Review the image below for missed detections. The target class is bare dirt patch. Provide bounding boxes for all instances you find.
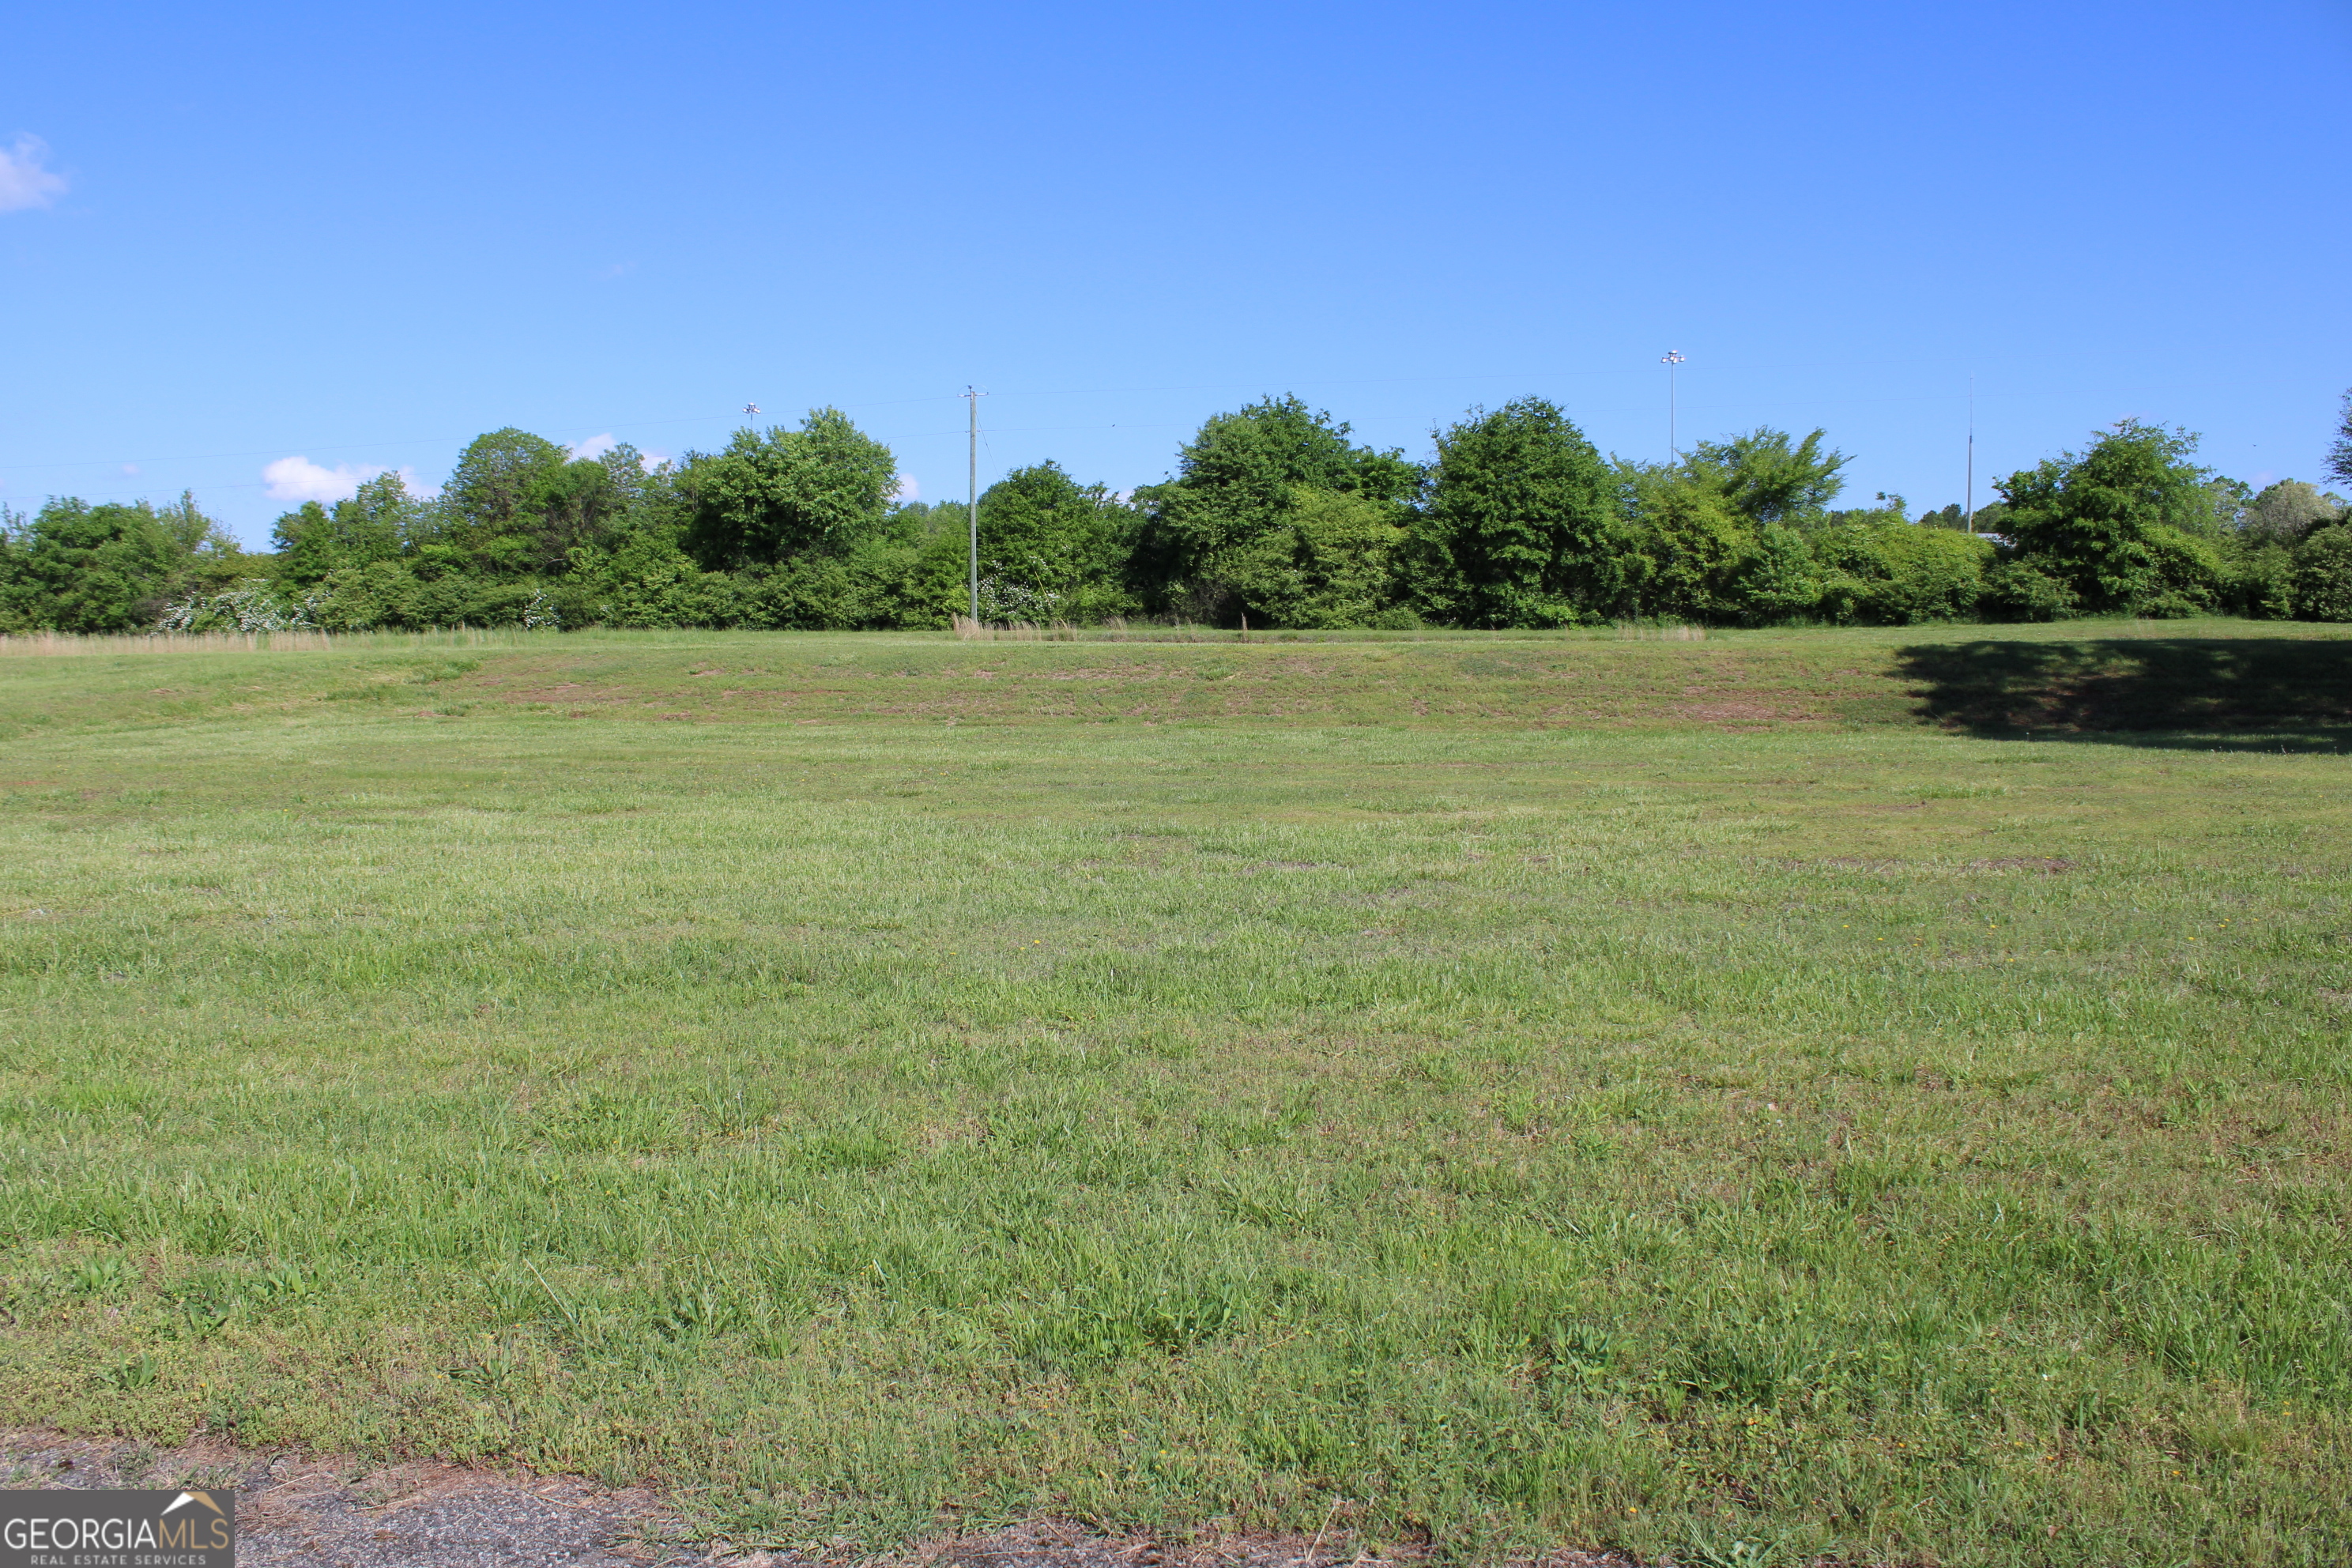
[1668,699,1812,725]
[1,1428,674,1566]
[1,1431,1640,1568]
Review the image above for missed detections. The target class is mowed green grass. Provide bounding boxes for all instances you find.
[2,622,2349,1566]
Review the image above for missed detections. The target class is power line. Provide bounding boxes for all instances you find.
[0,360,2001,477]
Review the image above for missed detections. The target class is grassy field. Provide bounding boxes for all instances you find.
[2,619,2348,1566]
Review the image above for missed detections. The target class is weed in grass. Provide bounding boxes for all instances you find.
[1668,1531,1792,1568]
[66,1254,138,1298]
[100,1354,160,1392]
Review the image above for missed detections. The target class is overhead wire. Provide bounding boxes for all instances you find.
[0,360,1990,480]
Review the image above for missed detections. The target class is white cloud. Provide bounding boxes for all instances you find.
[262,456,386,503]
[121,462,140,476]
[0,134,68,214]
[572,435,669,472]
[261,458,439,503]
[894,473,920,501]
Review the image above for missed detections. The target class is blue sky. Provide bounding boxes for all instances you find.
[5,0,2347,548]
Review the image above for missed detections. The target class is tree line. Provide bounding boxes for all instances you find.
[6,391,2351,635]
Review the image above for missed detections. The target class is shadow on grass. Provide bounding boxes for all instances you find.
[1894,637,2352,752]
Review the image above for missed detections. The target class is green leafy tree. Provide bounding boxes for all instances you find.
[1914,498,2011,536]
[0,498,185,631]
[970,462,1137,624]
[1731,522,1824,622]
[270,502,340,583]
[2222,541,2297,619]
[1978,559,2077,621]
[1685,427,1849,526]
[312,559,423,631]
[2293,526,2352,620]
[1611,428,1858,623]
[1625,471,1750,620]
[335,470,421,560]
[2140,527,2225,616]
[273,471,428,585]
[1811,523,1992,624]
[1824,492,1910,529]
[681,410,898,570]
[1225,488,1405,628]
[2184,476,2252,537]
[1133,396,1418,620]
[571,523,729,629]
[432,428,571,574]
[1412,399,1619,626]
[888,499,974,544]
[537,444,666,567]
[2328,389,2352,490]
[1997,421,2216,614]
[2244,479,2342,544]
[155,491,238,559]
[419,432,659,578]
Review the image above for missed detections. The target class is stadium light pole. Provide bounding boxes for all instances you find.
[1660,351,1686,462]
[964,386,984,624]
[1965,375,1976,536]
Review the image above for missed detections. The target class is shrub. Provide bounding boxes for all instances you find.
[1227,488,1407,629]
[158,579,320,633]
[313,561,421,629]
[1998,421,2209,612]
[1135,396,1419,622]
[1808,524,1990,624]
[2293,526,2352,621]
[681,411,899,570]
[1632,482,1749,621]
[969,463,1138,625]
[2222,544,2297,619]
[1414,399,1619,627]
[4,499,187,632]
[1728,522,1822,624]
[1979,560,2078,621]
[2140,526,2222,615]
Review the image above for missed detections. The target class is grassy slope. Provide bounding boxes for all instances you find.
[2,620,2348,1566]
[8,617,2352,739]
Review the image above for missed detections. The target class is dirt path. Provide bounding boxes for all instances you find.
[1,1430,1639,1568]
